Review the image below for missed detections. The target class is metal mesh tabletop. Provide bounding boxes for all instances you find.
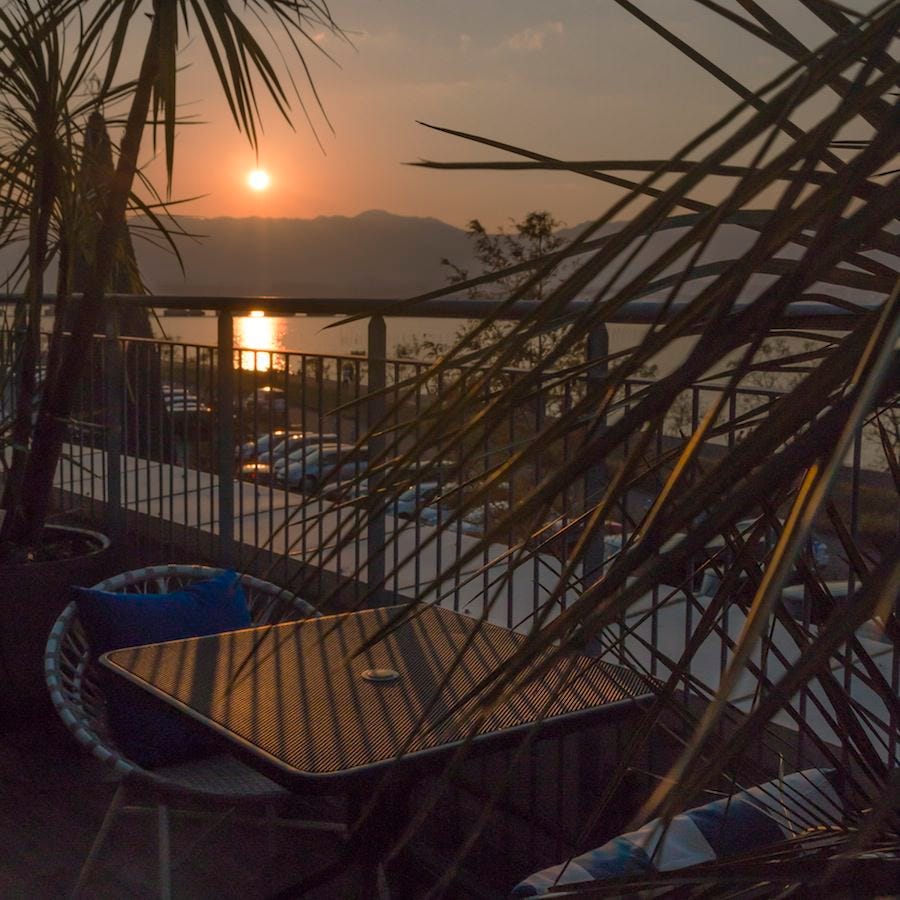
[102,606,651,784]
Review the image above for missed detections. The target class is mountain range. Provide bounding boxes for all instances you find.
[3,208,859,305]
[136,209,480,299]
[132,209,794,303]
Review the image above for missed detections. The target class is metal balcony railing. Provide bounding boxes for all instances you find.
[3,293,898,768]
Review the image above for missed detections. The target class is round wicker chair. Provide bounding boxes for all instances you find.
[45,564,344,898]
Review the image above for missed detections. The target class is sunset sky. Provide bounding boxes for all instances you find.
[136,1,854,229]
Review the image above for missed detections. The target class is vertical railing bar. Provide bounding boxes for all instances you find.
[84,333,90,510]
[263,350,275,555]
[103,305,125,548]
[235,350,245,552]
[453,365,468,612]
[233,348,245,552]
[319,358,327,582]
[275,352,286,582]
[270,352,280,581]
[367,316,387,606]
[433,369,445,607]
[163,343,175,547]
[180,348,187,549]
[299,354,308,585]
[563,378,574,614]
[217,312,235,567]
[78,335,89,510]
[118,335,130,543]
[890,635,899,767]
[72,334,79,509]
[131,336,139,546]
[350,359,360,592]
[187,346,194,531]
[839,427,866,778]
[892,404,900,767]
[533,377,545,624]
[279,348,289,564]
[333,355,345,589]
[237,347,248,552]
[151,344,160,551]
[389,359,398,598]
[181,344,191,540]
[479,374,491,624]
[195,347,203,550]
[413,360,423,599]
[167,348,176,552]
[250,351,259,552]
[683,384,702,699]
[180,347,188,551]
[728,391,737,450]
[143,337,154,556]
[70,333,78,509]
[505,374,515,629]
[259,351,268,555]
[583,324,608,654]
[81,335,89,509]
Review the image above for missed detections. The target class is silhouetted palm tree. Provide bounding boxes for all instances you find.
[295,2,899,892]
[0,0,344,547]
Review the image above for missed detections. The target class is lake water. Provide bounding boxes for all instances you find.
[156,311,463,361]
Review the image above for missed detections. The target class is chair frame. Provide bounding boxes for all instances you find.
[45,564,344,898]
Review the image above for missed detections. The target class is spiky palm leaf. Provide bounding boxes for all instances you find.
[260,2,899,893]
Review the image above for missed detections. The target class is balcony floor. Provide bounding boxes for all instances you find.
[1,711,368,899]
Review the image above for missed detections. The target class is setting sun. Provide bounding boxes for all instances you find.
[247,169,270,191]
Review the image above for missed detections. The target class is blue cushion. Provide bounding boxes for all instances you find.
[687,795,784,858]
[511,769,843,896]
[74,570,251,768]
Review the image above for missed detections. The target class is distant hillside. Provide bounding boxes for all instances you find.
[134,210,477,299]
[2,208,870,307]
[133,210,753,301]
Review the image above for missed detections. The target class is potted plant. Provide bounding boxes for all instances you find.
[0,0,344,711]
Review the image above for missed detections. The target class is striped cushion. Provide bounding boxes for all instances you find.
[511,769,842,897]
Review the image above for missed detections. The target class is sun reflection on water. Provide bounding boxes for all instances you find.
[236,312,288,371]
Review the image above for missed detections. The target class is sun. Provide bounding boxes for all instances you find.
[247,169,271,192]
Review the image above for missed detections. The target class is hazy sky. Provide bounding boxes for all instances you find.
[134,1,858,228]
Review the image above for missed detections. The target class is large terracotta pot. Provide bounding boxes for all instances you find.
[0,524,112,718]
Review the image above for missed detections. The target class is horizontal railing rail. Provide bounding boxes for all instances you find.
[0,292,879,328]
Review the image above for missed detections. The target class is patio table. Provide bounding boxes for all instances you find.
[101,604,651,896]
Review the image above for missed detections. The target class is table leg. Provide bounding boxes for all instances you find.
[348,775,414,900]
[270,773,413,899]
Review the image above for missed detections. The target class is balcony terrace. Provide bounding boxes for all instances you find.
[1,293,897,897]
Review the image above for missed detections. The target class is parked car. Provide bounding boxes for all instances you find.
[277,444,368,492]
[418,499,509,536]
[600,517,830,591]
[263,432,338,467]
[392,482,452,518]
[238,461,281,483]
[240,433,340,483]
[322,478,371,503]
[532,517,623,561]
[240,386,287,417]
[324,475,461,510]
[269,435,344,480]
[235,428,296,462]
[162,385,211,415]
